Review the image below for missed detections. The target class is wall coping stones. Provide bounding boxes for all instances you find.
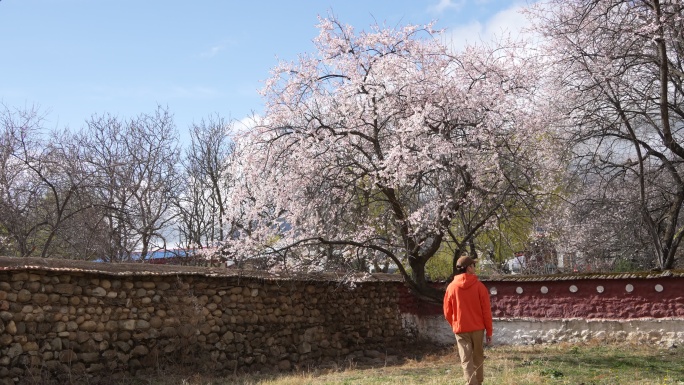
[5,256,680,284]
[478,269,684,282]
[0,256,402,283]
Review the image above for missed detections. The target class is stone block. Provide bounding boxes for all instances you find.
[80,352,100,363]
[131,345,149,356]
[120,320,136,331]
[59,350,77,363]
[278,359,291,371]
[53,283,75,295]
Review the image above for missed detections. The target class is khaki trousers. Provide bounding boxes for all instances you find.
[455,329,485,385]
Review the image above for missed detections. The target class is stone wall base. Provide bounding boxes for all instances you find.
[405,314,684,347]
[401,313,455,346]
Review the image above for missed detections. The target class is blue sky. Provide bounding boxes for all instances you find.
[0,0,530,144]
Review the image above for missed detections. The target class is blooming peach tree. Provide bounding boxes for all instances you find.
[227,18,560,300]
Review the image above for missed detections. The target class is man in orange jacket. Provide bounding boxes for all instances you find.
[443,255,493,385]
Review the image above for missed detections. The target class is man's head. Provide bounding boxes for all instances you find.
[456,255,476,268]
[456,255,477,274]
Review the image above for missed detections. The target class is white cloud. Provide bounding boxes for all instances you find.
[429,0,467,14]
[199,38,238,59]
[486,4,532,40]
[233,114,260,135]
[200,44,225,58]
[442,2,535,52]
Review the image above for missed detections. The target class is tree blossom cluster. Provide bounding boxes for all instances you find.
[225,17,563,299]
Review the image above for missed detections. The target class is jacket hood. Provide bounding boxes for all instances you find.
[454,273,479,289]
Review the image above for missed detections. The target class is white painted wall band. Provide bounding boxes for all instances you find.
[403,314,684,347]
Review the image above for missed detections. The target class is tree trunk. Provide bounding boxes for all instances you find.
[408,257,445,304]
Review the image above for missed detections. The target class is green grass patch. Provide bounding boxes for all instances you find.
[138,342,684,385]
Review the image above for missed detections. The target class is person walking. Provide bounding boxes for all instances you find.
[443,256,493,385]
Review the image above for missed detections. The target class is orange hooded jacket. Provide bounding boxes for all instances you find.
[443,273,493,337]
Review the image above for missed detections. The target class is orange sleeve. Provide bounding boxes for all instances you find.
[443,286,453,325]
[480,283,493,337]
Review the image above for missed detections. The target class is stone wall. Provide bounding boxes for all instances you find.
[0,257,411,384]
[3,256,683,384]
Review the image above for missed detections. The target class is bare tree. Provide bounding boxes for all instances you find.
[531,0,684,269]
[0,104,97,259]
[175,115,235,254]
[79,106,182,262]
[0,105,47,257]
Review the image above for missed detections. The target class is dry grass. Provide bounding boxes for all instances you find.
[136,342,684,385]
